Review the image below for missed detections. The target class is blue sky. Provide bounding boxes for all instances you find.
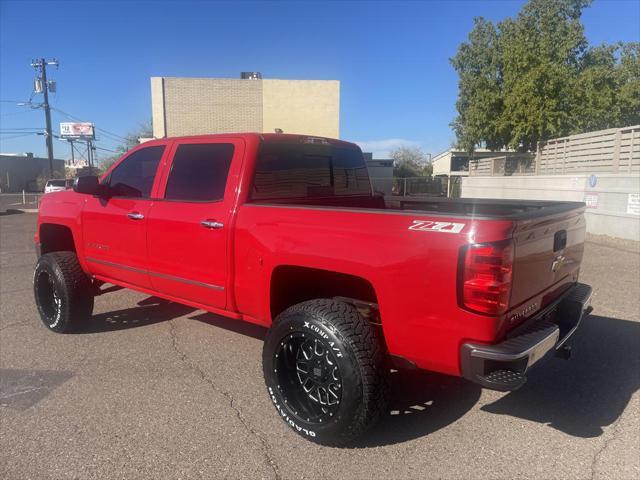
[1,0,638,160]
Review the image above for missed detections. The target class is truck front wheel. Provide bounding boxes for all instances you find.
[33,252,94,333]
[262,299,388,446]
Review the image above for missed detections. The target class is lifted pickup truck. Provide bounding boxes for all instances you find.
[33,133,592,445]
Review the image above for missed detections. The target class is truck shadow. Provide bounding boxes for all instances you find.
[354,370,482,447]
[77,296,196,333]
[187,312,484,447]
[78,298,639,444]
[188,311,268,341]
[480,314,639,438]
[351,314,639,447]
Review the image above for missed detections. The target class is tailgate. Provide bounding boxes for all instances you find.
[510,206,586,309]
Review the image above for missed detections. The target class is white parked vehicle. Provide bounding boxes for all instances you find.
[44,179,72,194]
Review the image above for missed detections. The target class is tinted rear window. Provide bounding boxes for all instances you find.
[250,142,370,201]
[164,143,234,202]
[47,180,66,187]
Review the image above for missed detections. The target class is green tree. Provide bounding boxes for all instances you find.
[451,0,639,152]
[499,0,590,150]
[617,43,640,127]
[450,17,505,152]
[98,120,153,174]
[573,44,621,133]
[390,146,432,177]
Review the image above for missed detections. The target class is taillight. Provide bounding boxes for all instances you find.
[460,241,514,315]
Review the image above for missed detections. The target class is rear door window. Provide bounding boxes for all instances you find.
[164,143,234,202]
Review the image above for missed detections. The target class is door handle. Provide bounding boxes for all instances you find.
[127,212,145,220]
[200,219,224,229]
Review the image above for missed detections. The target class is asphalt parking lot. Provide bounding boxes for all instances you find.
[0,194,41,214]
[1,212,639,480]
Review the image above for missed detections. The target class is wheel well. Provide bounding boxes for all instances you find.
[270,265,378,321]
[40,224,76,255]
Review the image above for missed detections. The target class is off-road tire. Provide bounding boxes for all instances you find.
[263,299,389,446]
[33,252,94,333]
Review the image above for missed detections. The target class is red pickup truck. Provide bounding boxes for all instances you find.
[33,133,592,445]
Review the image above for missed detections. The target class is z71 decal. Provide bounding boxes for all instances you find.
[408,220,466,234]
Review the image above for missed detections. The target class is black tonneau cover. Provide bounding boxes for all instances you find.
[386,197,586,221]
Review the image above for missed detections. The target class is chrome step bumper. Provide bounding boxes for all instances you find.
[460,283,593,391]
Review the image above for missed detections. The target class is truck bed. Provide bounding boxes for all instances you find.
[243,195,587,343]
[386,197,586,220]
[256,194,586,221]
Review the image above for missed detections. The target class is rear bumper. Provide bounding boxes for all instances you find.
[460,282,593,391]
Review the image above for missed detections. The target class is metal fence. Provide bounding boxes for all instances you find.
[469,153,536,177]
[371,177,445,197]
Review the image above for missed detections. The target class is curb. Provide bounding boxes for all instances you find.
[3,208,39,215]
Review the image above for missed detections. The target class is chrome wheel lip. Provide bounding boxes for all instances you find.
[274,331,343,424]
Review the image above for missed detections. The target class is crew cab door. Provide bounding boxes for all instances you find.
[145,138,244,309]
[81,144,167,288]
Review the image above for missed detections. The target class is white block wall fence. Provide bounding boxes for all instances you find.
[462,173,640,241]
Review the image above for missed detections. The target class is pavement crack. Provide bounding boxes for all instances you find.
[0,320,30,332]
[0,386,46,401]
[167,320,281,480]
[589,415,624,479]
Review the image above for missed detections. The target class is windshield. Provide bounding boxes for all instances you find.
[251,141,371,201]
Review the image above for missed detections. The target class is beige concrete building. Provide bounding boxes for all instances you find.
[150,75,340,139]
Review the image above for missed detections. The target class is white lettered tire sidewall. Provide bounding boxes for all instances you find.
[34,255,71,330]
[263,309,365,444]
[33,252,94,333]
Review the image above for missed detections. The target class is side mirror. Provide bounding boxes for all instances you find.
[73,175,105,196]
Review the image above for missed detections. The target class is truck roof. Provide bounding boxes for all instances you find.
[140,133,358,149]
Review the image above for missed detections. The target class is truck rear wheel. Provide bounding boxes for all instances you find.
[33,252,94,333]
[263,299,388,446]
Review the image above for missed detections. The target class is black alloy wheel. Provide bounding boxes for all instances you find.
[33,252,94,333]
[263,298,388,446]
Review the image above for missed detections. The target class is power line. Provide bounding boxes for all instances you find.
[0,130,40,134]
[3,99,130,144]
[0,110,38,118]
[0,131,40,134]
[51,107,128,142]
[0,133,38,140]
[94,145,120,153]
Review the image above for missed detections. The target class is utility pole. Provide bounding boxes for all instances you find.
[87,140,93,172]
[31,58,59,177]
[69,140,75,166]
